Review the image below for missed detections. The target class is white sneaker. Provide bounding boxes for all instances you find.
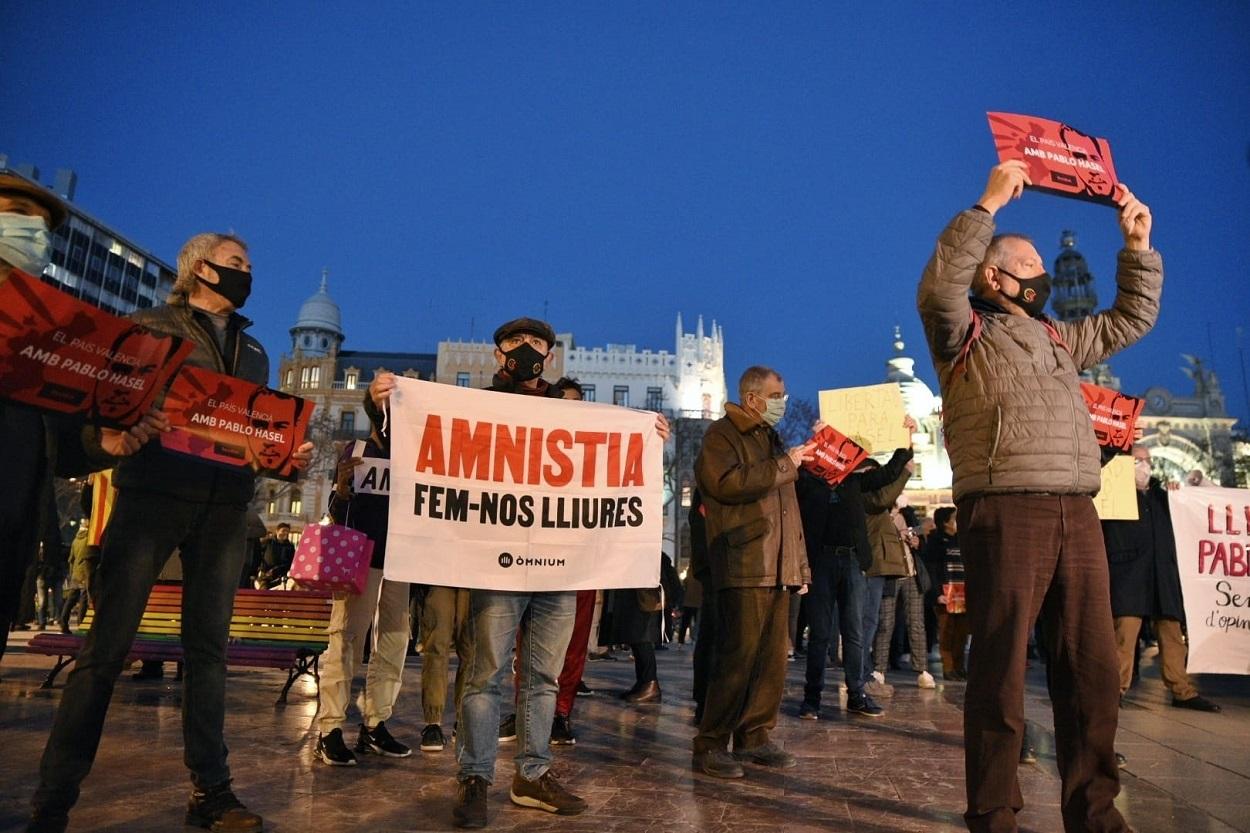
[871,670,886,685]
[917,671,936,689]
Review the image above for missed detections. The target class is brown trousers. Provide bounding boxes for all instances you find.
[959,495,1126,833]
[937,609,970,675]
[693,586,789,754]
[1113,616,1196,700]
[420,586,472,725]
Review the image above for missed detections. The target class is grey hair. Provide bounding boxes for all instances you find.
[738,365,782,401]
[169,232,248,302]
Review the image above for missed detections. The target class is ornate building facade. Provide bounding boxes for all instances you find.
[264,273,436,533]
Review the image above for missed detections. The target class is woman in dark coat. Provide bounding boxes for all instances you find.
[599,552,682,703]
[1100,453,1218,711]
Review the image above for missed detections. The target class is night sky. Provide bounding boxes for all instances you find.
[6,3,1249,425]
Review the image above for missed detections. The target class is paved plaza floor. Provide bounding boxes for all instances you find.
[1,632,1247,832]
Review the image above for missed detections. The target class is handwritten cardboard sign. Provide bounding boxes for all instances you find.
[160,365,314,482]
[987,112,1121,206]
[0,270,192,427]
[1093,454,1139,521]
[818,383,909,454]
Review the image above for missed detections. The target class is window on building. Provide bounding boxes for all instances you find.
[613,386,629,407]
[340,411,355,433]
[344,371,357,390]
[646,387,663,410]
[289,489,302,516]
[581,384,595,402]
[284,369,294,389]
[266,489,277,516]
[299,366,311,388]
[456,372,471,387]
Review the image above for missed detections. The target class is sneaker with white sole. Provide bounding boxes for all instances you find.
[357,721,412,757]
[917,671,936,689]
[509,771,587,815]
[420,723,446,752]
[316,728,358,766]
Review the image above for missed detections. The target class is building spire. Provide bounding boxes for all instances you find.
[320,267,329,293]
[893,324,904,354]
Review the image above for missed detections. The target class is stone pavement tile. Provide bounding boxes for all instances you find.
[4,630,1248,833]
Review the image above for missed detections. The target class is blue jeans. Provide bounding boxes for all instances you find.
[803,548,866,705]
[859,575,887,688]
[456,590,575,782]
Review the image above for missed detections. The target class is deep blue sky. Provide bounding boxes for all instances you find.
[6,3,1249,425]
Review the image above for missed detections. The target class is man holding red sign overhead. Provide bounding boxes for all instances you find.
[30,233,313,833]
[917,160,1161,833]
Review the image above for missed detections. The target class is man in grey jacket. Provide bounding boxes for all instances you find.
[917,161,1161,833]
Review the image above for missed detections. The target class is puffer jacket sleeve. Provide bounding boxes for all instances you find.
[1054,248,1163,371]
[696,424,796,506]
[917,209,995,362]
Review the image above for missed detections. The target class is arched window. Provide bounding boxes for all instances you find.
[289,489,302,516]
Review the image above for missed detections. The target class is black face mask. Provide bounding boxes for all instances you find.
[198,261,253,309]
[998,267,1052,318]
[502,342,547,383]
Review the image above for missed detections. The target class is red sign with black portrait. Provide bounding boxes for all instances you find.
[160,365,314,482]
[1081,383,1144,452]
[803,425,869,487]
[987,112,1121,206]
[0,270,193,427]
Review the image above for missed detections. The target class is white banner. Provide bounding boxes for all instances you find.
[1169,485,1250,675]
[384,377,663,591]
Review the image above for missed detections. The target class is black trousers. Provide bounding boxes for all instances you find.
[691,573,718,716]
[631,642,657,685]
[32,490,248,820]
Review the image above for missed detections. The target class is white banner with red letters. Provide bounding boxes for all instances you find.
[1169,485,1250,675]
[384,377,663,591]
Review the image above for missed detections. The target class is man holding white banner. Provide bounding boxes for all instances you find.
[366,317,668,828]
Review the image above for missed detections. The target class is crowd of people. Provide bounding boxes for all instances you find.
[0,160,1225,833]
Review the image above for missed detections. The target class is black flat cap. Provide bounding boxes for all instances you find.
[493,317,556,348]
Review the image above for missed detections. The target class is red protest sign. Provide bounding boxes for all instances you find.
[0,270,193,427]
[987,112,1121,206]
[802,425,869,487]
[160,365,314,482]
[1081,383,1144,452]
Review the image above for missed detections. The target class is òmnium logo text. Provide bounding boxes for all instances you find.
[497,552,566,568]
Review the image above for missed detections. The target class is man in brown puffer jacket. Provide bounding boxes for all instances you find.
[917,161,1161,833]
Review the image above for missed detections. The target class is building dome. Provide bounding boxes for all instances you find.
[884,326,938,419]
[294,271,343,336]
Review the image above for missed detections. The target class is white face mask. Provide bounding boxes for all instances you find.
[0,213,53,276]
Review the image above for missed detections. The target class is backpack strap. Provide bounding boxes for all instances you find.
[952,308,1073,378]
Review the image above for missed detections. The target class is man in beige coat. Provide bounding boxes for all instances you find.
[918,161,1160,833]
[692,365,814,779]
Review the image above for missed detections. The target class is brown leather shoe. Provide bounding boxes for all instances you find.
[624,680,661,704]
[186,782,263,832]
